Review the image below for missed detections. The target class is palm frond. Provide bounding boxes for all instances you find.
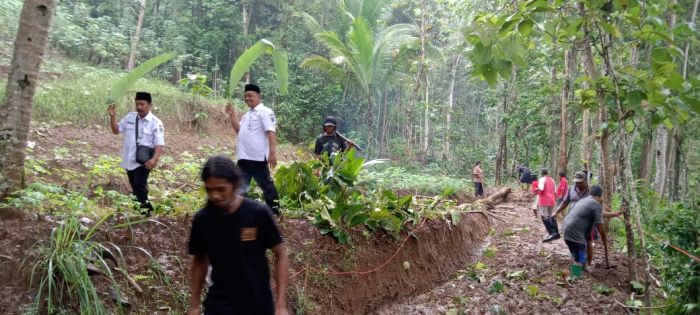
[293,11,323,35]
[371,23,418,85]
[105,52,176,104]
[348,17,375,82]
[300,55,347,82]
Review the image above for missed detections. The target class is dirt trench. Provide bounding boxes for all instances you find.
[0,209,490,314]
[295,212,491,314]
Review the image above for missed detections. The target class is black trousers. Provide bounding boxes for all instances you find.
[126,166,153,213]
[237,159,280,215]
[474,182,484,197]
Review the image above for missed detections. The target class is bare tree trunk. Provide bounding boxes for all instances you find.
[495,67,516,186]
[558,48,575,174]
[127,0,147,70]
[366,93,374,159]
[422,73,430,155]
[639,128,654,182]
[683,0,700,79]
[579,3,611,201]
[0,0,57,198]
[549,66,559,174]
[653,0,682,198]
[408,0,428,159]
[242,1,252,83]
[444,55,460,160]
[379,86,389,158]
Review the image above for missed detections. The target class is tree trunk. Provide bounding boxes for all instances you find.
[242,1,252,83]
[557,48,575,174]
[422,73,430,156]
[652,0,684,198]
[495,67,516,186]
[126,0,147,70]
[444,55,460,160]
[0,0,57,198]
[549,66,559,174]
[366,93,374,159]
[379,86,389,158]
[579,2,612,203]
[477,187,512,208]
[638,127,654,182]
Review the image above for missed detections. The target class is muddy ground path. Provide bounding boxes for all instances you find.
[378,190,634,314]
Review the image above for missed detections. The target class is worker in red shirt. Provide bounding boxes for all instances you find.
[556,172,568,209]
[532,168,559,242]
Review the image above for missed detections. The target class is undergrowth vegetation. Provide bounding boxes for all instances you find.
[275,150,459,244]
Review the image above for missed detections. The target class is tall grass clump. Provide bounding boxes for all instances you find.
[32,59,203,125]
[25,215,123,314]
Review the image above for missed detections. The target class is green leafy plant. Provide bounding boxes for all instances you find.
[228,39,288,96]
[274,149,441,244]
[105,52,176,104]
[488,280,505,294]
[24,215,125,314]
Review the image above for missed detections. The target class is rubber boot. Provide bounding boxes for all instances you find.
[549,217,561,241]
[541,217,553,242]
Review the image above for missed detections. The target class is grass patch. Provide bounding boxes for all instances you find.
[360,166,474,196]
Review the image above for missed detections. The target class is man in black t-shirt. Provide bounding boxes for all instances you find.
[188,155,289,315]
[314,116,348,157]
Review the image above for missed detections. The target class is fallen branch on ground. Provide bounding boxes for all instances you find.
[613,300,674,310]
[477,187,512,209]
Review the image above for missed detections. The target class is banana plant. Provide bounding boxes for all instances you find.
[105,52,176,104]
[228,39,289,96]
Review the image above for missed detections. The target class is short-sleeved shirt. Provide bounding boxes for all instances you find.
[314,133,347,156]
[237,103,276,162]
[563,196,603,244]
[188,199,282,315]
[562,186,590,211]
[117,112,165,170]
[537,176,556,206]
[556,177,568,199]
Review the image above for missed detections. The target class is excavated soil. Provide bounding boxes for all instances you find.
[0,211,490,314]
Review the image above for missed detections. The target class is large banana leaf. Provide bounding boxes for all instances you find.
[228,39,289,96]
[105,52,176,104]
[272,49,289,95]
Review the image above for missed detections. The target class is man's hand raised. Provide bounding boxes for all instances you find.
[225,103,236,120]
[107,103,116,117]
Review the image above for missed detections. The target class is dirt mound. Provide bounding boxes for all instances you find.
[298,212,490,314]
[0,211,490,314]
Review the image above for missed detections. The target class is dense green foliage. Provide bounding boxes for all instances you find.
[275,150,457,244]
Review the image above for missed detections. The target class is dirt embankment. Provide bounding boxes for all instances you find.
[0,210,490,314]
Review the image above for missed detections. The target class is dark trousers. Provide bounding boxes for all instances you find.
[474,182,484,197]
[126,166,153,213]
[237,159,280,215]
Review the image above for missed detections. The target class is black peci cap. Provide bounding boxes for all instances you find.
[244,84,261,94]
[135,92,152,103]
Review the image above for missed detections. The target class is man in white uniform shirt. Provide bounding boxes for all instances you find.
[108,92,165,215]
[225,84,280,215]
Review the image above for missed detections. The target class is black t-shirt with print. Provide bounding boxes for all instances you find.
[188,199,282,315]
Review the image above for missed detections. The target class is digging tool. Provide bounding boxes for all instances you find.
[603,238,617,269]
[337,132,364,152]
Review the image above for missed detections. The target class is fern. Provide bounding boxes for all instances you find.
[105,52,176,104]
